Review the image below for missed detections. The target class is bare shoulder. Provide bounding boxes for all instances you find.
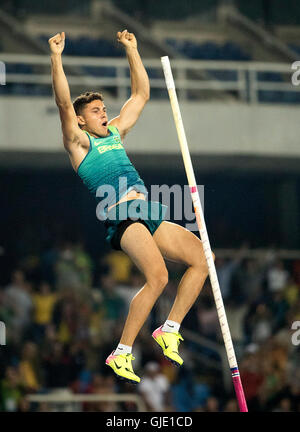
[108,117,120,129]
[108,117,125,140]
[57,102,89,151]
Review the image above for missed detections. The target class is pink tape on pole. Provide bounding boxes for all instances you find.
[190,186,197,193]
[232,374,248,412]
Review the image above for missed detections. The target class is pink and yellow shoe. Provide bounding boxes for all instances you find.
[152,326,184,367]
[105,351,140,384]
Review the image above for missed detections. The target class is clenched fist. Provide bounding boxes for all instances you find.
[117,30,137,49]
[48,32,65,55]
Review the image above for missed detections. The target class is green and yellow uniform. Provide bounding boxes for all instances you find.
[77,125,167,248]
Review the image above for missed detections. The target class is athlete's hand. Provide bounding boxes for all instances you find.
[48,32,65,55]
[117,30,137,49]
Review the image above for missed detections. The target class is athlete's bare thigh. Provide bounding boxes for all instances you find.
[153,221,209,268]
[120,222,168,281]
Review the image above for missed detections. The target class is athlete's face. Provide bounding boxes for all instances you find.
[79,99,109,137]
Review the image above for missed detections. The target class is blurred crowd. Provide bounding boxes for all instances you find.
[0,241,299,412]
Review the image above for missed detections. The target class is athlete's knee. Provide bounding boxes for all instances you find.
[147,267,168,294]
[197,250,215,276]
[192,246,215,274]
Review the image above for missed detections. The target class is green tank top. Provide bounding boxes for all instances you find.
[77,125,147,218]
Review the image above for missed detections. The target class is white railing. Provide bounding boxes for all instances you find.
[214,248,300,260]
[27,392,147,412]
[0,54,299,103]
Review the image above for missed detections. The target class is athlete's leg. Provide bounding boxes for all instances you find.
[118,222,168,346]
[153,221,214,324]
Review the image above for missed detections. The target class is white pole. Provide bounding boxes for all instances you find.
[161,56,248,412]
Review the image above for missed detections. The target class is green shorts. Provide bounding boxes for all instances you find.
[104,199,168,251]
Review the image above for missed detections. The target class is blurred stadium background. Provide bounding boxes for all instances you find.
[0,0,300,412]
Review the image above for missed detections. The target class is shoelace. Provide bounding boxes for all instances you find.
[125,354,135,373]
[175,333,184,348]
[117,353,135,361]
[126,354,135,361]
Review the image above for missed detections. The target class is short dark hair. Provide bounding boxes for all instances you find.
[73,91,104,115]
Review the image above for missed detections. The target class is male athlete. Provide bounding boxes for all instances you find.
[49,30,212,384]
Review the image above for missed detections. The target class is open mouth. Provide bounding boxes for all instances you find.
[102,121,108,127]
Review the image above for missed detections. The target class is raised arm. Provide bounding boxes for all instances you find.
[49,32,88,152]
[109,30,150,139]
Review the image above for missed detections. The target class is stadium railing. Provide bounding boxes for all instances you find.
[26,392,147,412]
[1,54,299,103]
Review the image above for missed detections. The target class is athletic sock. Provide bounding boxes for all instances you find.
[161,320,180,333]
[114,343,132,356]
